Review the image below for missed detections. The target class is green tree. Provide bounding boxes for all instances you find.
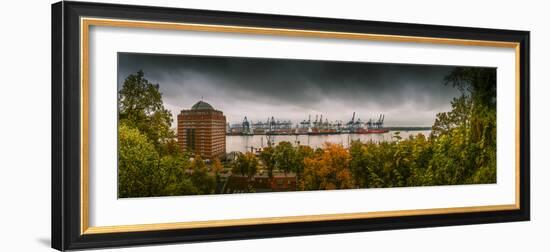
[118,70,174,149]
[232,152,259,178]
[294,145,314,181]
[444,67,496,111]
[160,153,198,196]
[189,155,216,194]
[118,123,162,198]
[273,141,298,175]
[432,95,472,137]
[159,138,182,156]
[405,134,433,186]
[212,158,224,176]
[428,67,497,185]
[259,147,276,179]
[349,140,374,188]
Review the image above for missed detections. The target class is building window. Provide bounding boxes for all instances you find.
[186,128,195,151]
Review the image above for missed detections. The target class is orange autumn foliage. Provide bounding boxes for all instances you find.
[301,143,355,190]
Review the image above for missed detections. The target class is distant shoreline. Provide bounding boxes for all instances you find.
[383,126,432,131]
[226,127,431,136]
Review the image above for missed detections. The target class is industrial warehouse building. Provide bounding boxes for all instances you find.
[177,100,226,159]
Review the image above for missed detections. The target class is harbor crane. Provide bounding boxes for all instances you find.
[372,114,385,129]
[347,112,356,129]
[242,116,251,134]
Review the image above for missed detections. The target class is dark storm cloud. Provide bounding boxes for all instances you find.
[118,52,471,127]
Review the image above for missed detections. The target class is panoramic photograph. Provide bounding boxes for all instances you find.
[117,52,497,198]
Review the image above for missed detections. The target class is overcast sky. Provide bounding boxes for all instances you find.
[118,52,471,128]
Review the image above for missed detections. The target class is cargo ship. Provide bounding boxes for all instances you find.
[354,128,390,134]
[307,128,339,135]
[347,113,389,134]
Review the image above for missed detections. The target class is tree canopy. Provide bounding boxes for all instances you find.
[118,70,173,149]
[118,71,217,198]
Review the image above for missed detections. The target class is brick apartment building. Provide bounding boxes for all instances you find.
[177,101,226,159]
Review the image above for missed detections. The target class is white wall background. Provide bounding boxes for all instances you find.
[0,0,547,251]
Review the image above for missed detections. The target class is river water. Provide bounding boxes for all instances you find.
[226,130,431,153]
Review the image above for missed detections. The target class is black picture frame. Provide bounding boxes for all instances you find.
[52,1,530,251]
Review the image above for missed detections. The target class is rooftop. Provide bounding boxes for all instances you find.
[191,100,214,110]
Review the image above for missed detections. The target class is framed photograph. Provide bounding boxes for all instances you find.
[52,1,530,250]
